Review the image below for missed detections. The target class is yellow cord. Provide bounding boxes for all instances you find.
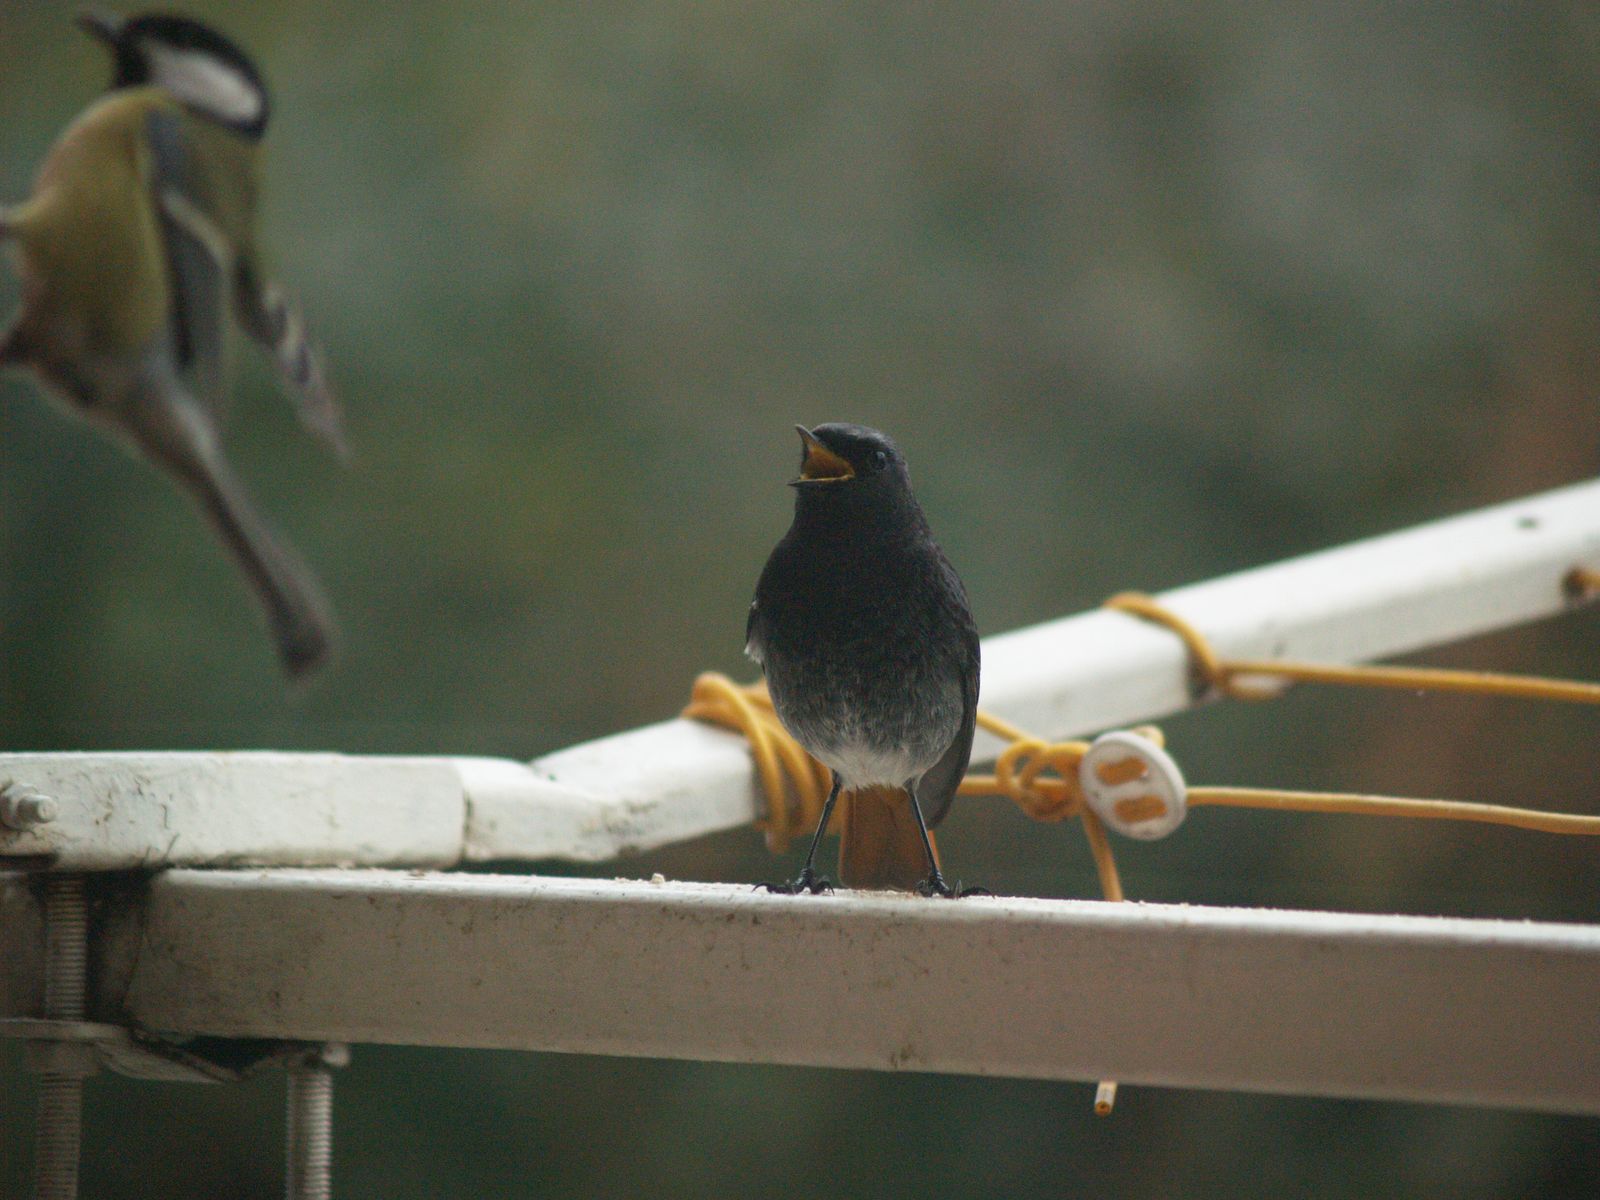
[1187,787,1600,835]
[1103,591,1600,705]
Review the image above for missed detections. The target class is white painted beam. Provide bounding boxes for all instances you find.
[7,870,1598,1114]
[0,754,466,870]
[1,480,1596,869]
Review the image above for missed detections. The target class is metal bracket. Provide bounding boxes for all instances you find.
[0,1018,320,1084]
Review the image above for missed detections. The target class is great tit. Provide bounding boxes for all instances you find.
[0,11,343,678]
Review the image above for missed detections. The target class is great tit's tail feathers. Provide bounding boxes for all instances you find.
[200,462,336,679]
[235,264,346,457]
[0,322,26,368]
[2,212,24,366]
[128,380,337,679]
[837,785,939,892]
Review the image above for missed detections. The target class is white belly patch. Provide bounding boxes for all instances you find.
[810,741,927,791]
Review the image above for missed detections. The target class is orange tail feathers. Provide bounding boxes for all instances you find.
[837,785,939,891]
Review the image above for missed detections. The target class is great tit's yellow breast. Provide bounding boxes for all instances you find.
[13,90,177,363]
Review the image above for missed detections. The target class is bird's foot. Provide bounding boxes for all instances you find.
[758,867,834,895]
[917,871,990,899]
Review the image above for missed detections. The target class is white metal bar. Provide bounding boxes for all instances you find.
[1,480,1596,869]
[0,754,466,870]
[6,870,1598,1114]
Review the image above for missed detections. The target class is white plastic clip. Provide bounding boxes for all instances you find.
[1079,730,1187,840]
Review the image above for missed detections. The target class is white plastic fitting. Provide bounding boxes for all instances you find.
[1079,730,1188,840]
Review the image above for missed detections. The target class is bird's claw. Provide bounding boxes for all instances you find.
[757,867,834,895]
[917,872,989,899]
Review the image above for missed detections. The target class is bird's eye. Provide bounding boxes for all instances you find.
[872,450,889,470]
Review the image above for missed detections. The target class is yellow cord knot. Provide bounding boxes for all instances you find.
[962,736,1090,821]
[682,672,832,853]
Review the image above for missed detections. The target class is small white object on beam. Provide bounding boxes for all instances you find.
[1,870,1589,1115]
[0,479,1596,870]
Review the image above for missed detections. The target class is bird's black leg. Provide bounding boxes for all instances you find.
[908,787,989,898]
[759,773,841,895]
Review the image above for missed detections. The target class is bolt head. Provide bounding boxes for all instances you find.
[1,784,58,830]
[19,795,58,824]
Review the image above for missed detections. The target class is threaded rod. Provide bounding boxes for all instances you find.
[285,1062,334,1200]
[42,876,87,1022]
[33,1075,83,1200]
[34,875,90,1200]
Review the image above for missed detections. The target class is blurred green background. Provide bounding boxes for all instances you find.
[3,0,1599,1195]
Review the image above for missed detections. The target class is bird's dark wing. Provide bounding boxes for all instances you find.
[913,560,981,830]
[146,110,232,412]
[915,658,977,829]
[234,256,346,456]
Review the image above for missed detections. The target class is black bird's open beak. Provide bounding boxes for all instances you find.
[793,426,855,485]
[76,10,125,46]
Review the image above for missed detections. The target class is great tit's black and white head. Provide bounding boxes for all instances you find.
[791,423,909,489]
[79,10,269,138]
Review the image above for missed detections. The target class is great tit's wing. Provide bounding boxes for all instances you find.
[146,110,232,413]
[234,256,346,456]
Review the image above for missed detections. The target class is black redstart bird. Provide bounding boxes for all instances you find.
[746,423,981,895]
